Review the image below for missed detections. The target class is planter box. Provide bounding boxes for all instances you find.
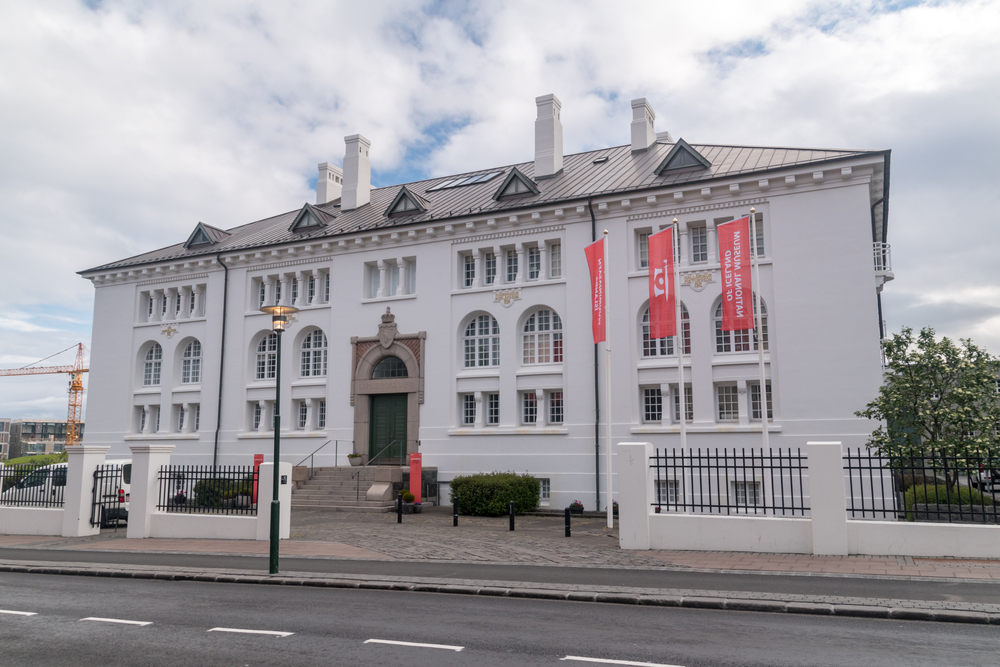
[569,506,583,515]
[348,457,363,467]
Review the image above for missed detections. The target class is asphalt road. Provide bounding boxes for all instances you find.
[3,547,999,604]
[1,572,998,667]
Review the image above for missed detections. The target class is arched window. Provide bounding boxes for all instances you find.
[714,297,768,353]
[463,315,500,368]
[373,356,408,378]
[300,330,328,377]
[255,333,277,380]
[181,340,201,384]
[641,304,690,357]
[523,309,563,365]
[143,344,162,386]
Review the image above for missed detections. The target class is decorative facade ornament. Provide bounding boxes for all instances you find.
[680,271,715,292]
[378,307,398,348]
[160,324,179,338]
[493,288,521,307]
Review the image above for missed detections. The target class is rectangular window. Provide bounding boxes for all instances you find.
[643,388,662,423]
[146,293,153,319]
[750,382,773,421]
[506,250,518,283]
[258,282,266,308]
[406,261,416,294]
[253,404,262,430]
[549,243,561,278]
[638,232,649,269]
[308,275,316,303]
[324,272,330,302]
[155,407,160,432]
[487,393,499,426]
[178,407,185,432]
[274,281,282,304]
[753,212,764,257]
[389,265,400,296]
[522,392,537,425]
[717,385,739,422]
[673,386,693,423]
[462,394,476,426]
[690,226,708,263]
[548,391,563,425]
[463,254,476,288]
[484,252,496,285]
[194,405,200,431]
[318,401,326,428]
[298,401,308,429]
[539,478,550,502]
[368,265,380,299]
[655,479,679,504]
[292,279,298,303]
[732,480,761,506]
[139,408,146,433]
[527,247,540,280]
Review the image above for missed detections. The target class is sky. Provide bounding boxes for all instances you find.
[0,0,998,419]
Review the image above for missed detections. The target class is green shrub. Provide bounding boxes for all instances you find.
[193,475,254,507]
[449,472,540,516]
[4,453,68,467]
[904,484,994,519]
[401,491,415,503]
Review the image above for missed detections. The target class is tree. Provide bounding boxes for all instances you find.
[856,326,1000,491]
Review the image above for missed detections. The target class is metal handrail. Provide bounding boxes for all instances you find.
[293,439,344,480]
[352,439,400,501]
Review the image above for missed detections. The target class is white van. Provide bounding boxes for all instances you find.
[0,459,131,527]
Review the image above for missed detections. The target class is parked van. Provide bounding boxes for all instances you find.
[0,459,131,527]
[94,459,132,526]
[1,462,70,507]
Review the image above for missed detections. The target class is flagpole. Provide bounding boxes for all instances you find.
[749,208,769,450]
[672,218,687,451]
[603,230,614,529]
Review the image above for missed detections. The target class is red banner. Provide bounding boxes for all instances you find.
[718,216,754,331]
[647,227,676,339]
[585,238,606,343]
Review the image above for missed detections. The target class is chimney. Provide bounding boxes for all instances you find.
[316,162,343,205]
[631,98,657,152]
[341,134,371,211]
[534,94,563,178]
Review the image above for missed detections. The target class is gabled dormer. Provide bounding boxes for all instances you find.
[492,167,540,200]
[183,222,231,250]
[384,186,429,218]
[654,138,712,176]
[288,203,336,233]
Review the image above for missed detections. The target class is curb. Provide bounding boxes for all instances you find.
[2,561,998,625]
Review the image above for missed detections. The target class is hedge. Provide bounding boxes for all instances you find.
[449,472,539,516]
[904,484,994,511]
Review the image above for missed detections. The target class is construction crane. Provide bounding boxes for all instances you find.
[0,344,88,448]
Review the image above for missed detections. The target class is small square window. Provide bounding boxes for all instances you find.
[655,479,679,504]
[732,480,761,506]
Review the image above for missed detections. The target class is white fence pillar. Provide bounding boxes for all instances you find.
[256,462,292,541]
[618,442,653,550]
[127,444,175,539]
[806,441,849,555]
[61,445,109,537]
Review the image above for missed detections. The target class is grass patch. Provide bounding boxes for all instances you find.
[3,453,68,467]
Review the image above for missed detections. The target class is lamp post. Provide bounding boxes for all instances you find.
[260,303,298,574]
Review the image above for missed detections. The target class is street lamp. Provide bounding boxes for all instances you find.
[260,303,298,574]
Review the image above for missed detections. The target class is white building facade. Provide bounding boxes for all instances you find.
[80,95,892,511]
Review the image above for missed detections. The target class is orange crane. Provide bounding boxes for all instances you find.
[0,344,88,447]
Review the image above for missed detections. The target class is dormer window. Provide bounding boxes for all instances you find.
[654,138,712,176]
[183,222,230,250]
[493,167,540,201]
[384,186,427,218]
[288,203,334,233]
[390,196,418,214]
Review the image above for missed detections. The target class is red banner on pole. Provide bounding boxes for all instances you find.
[647,227,676,339]
[585,238,606,343]
[718,216,754,331]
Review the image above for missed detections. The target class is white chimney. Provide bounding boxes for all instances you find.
[631,98,657,152]
[317,162,343,205]
[534,94,563,178]
[341,134,371,211]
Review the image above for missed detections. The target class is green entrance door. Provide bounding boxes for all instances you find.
[369,393,407,464]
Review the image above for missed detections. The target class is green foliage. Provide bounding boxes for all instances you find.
[193,475,254,507]
[401,491,415,503]
[856,326,1000,489]
[903,484,994,520]
[4,453,68,467]
[449,472,540,516]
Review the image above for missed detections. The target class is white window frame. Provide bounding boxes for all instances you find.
[750,382,773,421]
[637,232,649,269]
[714,298,768,354]
[318,401,326,429]
[298,401,308,429]
[641,306,690,358]
[463,315,500,368]
[463,254,476,288]
[690,225,708,263]
[643,388,662,423]
[256,333,277,380]
[673,385,693,423]
[522,309,563,365]
[462,394,476,426]
[505,250,517,283]
[522,391,538,425]
[143,344,162,387]
[300,330,328,377]
[549,243,562,278]
[487,393,500,426]
[181,340,201,384]
[716,385,740,422]
[548,390,564,425]
[253,403,262,430]
[484,252,496,285]
[527,246,540,280]
[539,478,551,503]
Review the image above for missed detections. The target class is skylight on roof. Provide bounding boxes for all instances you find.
[427,171,502,192]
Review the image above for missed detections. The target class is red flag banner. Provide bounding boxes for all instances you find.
[585,238,606,343]
[718,216,754,331]
[647,227,676,339]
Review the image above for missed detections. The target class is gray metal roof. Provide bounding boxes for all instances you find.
[82,140,883,273]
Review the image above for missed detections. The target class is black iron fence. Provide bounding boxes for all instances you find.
[157,465,258,515]
[91,464,127,528]
[651,448,810,516]
[0,464,66,508]
[844,448,999,524]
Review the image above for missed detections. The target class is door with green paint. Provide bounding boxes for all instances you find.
[369,393,407,463]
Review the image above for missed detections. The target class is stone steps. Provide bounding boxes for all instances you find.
[291,465,396,513]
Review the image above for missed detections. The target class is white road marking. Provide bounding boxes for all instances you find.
[365,638,464,652]
[561,657,684,667]
[80,617,152,626]
[0,610,37,616]
[208,627,294,638]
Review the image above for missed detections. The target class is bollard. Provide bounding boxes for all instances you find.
[564,507,571,537]
[396,493,402,524]
[509,501,515,531]
[453,500,458,527]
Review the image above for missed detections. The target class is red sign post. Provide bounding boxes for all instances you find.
[409,452,422,504]
[253,454,264,504]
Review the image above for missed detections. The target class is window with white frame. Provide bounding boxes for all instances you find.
[300,330,328,377]
[143,344,162,386]
[539,478,551,503]
[256,333,277,380]
[161,293,168,317]
[522,309,563,364]
[389,264,401,296]
[318,401,326,429]
[714,298,768,353]
[505,250,518,283]
[527,246,540,280]
[656,479,679,504]
[292,278,298,303]
[462,394,476,426]
[752,211,765,258]
[641,305,690,357]
[522,392,538,425]
[487,393,499,426]
[750,382,773,421]
[484,252,496,285]
[367,264,380,299]
[307,275,316,303]
[181,340,201,384]
[155,406,160,432]
[637,232,649,269]
[147,295,154,320]
[643,388,662,423]
[178,406,186,431]
[139,407,147,432]
[190,289,198,316]
[194,404,200,431]
[274,280,282,304]
[298,401,308,429]
[463,254,476,288]
[549,391,564,424]
[463,315,500,368]
[258,281,266,308]
[732,480,761,506]
[549,243,562,278]
[690,225,708,263]
[174,292,182,317]
[325,272,331,302]
[253,403,263,430]
[717,385,739,422]
[673,385,693,423]
[406,261,416,294]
